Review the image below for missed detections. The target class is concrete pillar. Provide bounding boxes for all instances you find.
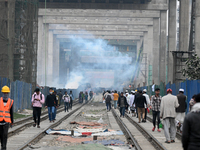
[53,36,60,81]
[143,31,148,85]
[47,29,53,86]
[179,0,190,52]
[152,18,160,85]
[168,0,177,83]
[195,0,200,56]
[159,11,167,83]
[37,16,44,85]
[147,25,153,85]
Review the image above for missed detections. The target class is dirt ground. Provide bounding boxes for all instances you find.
[26,95,133,150]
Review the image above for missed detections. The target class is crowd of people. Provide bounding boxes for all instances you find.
[103,88,200,149]
[78,91,93,103]
[0,84,200,150]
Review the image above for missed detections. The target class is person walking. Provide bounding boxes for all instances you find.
[176,89,187,124]
[118,92,128,118]
[113,91,119,109]
[32,88,45,128]
[89,91,93,100]
[129,91,135,116]
[45,88,57,123]
[135,90,147,123]
[58,91,63,105]
[63,92,70,112]
[143,89,150,121]
[69,91,74,109]
[125,92,130,113]
[150,88,162,132]
[189,95,196,111]
[160,88,179,144]
[182,93,200,150]
[105,91,112,111]
[0,86,14,150]
[85,91,88,103]
[53,91,59,120]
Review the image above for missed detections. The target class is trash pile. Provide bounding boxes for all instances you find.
[46,120,126,147]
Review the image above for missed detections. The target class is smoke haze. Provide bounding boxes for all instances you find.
[62,31,136,91]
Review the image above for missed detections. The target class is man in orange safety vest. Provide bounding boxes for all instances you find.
[0,86,14,150]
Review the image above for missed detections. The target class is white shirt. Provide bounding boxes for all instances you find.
[143,93,150,108]
[129,95,135,107]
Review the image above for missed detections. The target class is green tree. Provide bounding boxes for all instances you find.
[182,54,200,80]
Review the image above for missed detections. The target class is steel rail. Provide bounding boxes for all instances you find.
[146,116,182,140]
[125,114,167,150]
[8,100,79,138]
[17,99,93,150]
[111,108,142,150]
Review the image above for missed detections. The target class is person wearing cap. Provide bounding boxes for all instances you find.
[129,91,136,116]
[176,89,187,125]
[150,88,162,132]
[135,90,147,123]
[32,88,45,128]
[125,92,130,113]
[160,88,179,143]
[0,86,14,150]
[113,91,119,109]
[143,89,150,121]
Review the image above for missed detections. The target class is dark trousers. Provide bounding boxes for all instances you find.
[152,110,160,128]
[106,102,111,111]
[69,100,73,109]
[33,107,42,125]
[120,107,125,117]
[144,108,147,120]
[0,123,9,150]
[64,102,69,112]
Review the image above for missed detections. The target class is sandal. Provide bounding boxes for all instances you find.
[33,124,36,127]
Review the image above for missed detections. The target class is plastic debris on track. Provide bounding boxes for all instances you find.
[83,139,125,146]
[70,121,107,127]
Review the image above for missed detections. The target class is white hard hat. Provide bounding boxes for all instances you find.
[131,90,135,93]
[179,89,184,92]
[143,89,147,92]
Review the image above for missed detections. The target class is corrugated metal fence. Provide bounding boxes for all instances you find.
[0,77,78,112]
[137,80,200,112]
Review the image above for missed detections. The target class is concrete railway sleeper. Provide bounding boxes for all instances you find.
[125,113,167,150]
[16,99,93,150]
[8,100,79,138]
[146,116,182,140]
[111,108,142,150]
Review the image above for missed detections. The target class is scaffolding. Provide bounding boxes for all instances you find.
[0,0,38,89]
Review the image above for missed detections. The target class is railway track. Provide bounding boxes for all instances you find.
[112,108,167,150]
[8,100,79,138]
[15,99,93,150]
[111,108,142,150]
[146,116,182,140]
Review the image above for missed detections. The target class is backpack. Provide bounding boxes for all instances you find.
[34,94,42,100]
[32,94,43,107]
[106,95,112,103]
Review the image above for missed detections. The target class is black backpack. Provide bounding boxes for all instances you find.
[106,95,112,103]
[34,94,42,100]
